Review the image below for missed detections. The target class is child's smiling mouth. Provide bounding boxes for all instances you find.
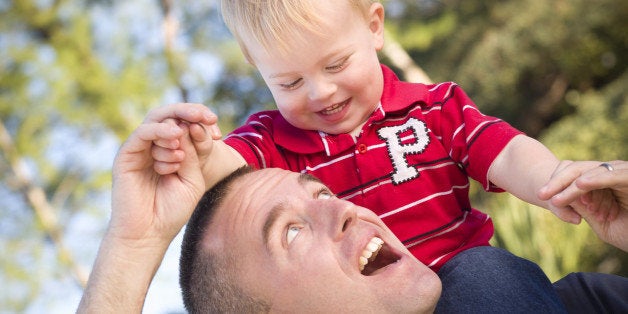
[319,98,351,116]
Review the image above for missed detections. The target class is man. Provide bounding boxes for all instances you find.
[179,166,442,313]
[77,104,627,313]
[76,105,443,313]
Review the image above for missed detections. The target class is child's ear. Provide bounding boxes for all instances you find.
[368,3,385,50]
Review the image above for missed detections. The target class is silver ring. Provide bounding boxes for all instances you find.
[599,162,614,171]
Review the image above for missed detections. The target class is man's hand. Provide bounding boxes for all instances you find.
[148,103,221,178]
[78,105,211,313]
[539,160,628,251]
[110,119,206,244]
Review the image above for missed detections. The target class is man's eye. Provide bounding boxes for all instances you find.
[317,189,333,200]
[287,225,301,244]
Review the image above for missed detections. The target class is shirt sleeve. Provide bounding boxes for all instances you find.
[223,112,290,169]
[428,83,524,191]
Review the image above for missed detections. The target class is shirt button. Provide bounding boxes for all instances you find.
[357,144,368,154]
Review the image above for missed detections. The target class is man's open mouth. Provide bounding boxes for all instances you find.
[359,237,401,276]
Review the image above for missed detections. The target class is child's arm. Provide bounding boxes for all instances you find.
[148,103,247,189]
[487,135,584,223]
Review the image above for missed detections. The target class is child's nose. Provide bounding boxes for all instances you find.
[307,77,336,102]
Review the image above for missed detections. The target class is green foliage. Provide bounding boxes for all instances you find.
[387,0,627,136]
[483,185,627,281]
[0,0,171,310]
[485,191,597,281]
[1,0,626,311]
[475,51,628,281]
[541,72,628,161]
[387,0,627,282]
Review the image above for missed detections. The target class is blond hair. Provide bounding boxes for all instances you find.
[220,0,376,63]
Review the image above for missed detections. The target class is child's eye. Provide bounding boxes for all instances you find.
[286,225,301,244]
[326,62,344,72]
[326,57,349,72]
[280,78,303,90]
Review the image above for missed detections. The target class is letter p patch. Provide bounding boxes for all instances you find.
[377,118,430,184]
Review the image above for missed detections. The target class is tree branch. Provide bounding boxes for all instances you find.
[161,0,189,102]
[0,120,88,288]
[382,30,432,84]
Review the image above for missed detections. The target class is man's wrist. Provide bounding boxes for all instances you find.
[78,234,170,313]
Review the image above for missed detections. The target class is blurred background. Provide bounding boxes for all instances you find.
[1,0,626,312]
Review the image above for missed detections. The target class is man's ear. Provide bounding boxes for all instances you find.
[368,2,385,50]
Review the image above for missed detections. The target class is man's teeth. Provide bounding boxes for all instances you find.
[359,237,384,271]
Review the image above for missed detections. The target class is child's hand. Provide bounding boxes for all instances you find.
[146,103,222,176]
[536,160,588,224]
[539,160,628,251]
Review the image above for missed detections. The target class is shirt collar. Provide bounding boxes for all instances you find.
[273,65,430,155]
[379,64,430,114]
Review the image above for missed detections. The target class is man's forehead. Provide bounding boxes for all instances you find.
[207,169,323,254]
[239,168,322,191]
[217,169,322,223]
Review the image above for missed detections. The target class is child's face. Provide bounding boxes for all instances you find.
[244,1,385,135]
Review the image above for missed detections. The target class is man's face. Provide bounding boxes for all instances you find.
[204,168,441,313]
[243,1,385,136]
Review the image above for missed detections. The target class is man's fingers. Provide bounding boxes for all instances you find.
[576,165,628,191]
[144,103,217,126]
[151,145,185,164]
[153,161,181,175]
[583,189,620,222]
[121,122,183,154]
[551,162,627,207]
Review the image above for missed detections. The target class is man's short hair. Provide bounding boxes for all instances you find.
[179,166,270,313]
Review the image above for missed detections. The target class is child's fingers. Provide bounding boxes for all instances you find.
[537,160,577,200]
[189,123,209,142]
[209,123,222,139]
[539,161,602,204]
[189,121,222,140]
[188,123,218,162]
[549,204,582,225]
[175,124,205,185]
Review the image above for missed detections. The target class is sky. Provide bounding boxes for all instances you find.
[2,0,219,312]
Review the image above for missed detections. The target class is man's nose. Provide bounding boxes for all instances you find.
[307,76,336,102]
[316,200,358,241]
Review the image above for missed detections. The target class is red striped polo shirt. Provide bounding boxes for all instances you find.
[224,65,523,271]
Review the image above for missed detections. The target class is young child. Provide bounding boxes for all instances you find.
[150,0,625,311]
[167,0,580,268]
